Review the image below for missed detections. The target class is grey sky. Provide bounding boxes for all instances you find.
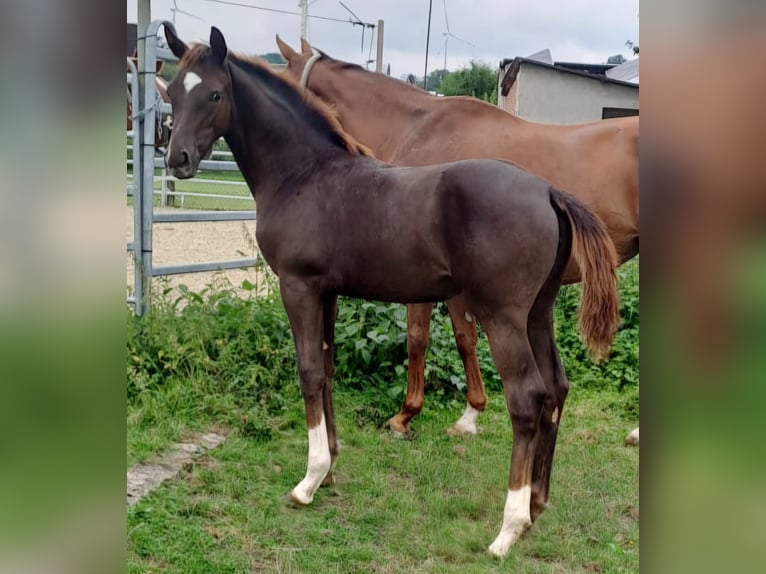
[127,0,639,78]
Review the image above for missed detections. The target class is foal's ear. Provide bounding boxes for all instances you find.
[210,27,228,66]
[276,35,298,62]
[164,23,188,60]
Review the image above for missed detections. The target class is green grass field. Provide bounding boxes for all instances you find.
[128,386,638,573]
[127,261,640,573]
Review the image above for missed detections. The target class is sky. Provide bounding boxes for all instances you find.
[126,0,639,79]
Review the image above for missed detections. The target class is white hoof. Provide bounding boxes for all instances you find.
[450,404,480,435]
[625,427,639,446]
[488,486,532,557]
[289,487,313,505]
[487,523,528,557]
[448,422,478,436]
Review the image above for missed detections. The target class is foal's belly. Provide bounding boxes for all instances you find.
[335,268,460,304]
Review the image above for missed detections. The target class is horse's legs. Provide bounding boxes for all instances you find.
[280,281,332,505]
[321,295,339,486]
[483,313,547,557]
[386,302,434,434]
[527,306,569,522]
[446,294,486,435]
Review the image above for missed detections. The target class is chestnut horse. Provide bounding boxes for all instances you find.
[162,24,619,556]
[277,38,639,437]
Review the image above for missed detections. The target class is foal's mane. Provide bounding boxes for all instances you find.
[181,44,373,158]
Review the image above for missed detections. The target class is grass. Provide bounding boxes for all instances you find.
[127,260,639,573]
[127,386,638,573]
[127,166,254,211]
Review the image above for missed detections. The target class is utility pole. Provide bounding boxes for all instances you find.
[375,19,384,73]
[299,0,308,40]
[423,0,433,91]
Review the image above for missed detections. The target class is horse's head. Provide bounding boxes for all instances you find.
[163,25,232,179]
[276,35,329,89]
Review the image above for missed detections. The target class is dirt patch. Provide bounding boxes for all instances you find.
[127,206,275,300]
[127,432,227,505]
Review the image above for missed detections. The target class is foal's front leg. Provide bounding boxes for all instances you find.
[280,282,333,505]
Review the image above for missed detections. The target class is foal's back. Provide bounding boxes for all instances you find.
[262,155,560,305]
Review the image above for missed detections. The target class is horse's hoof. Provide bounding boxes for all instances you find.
[447,423,479,436]
[321,471,335,487]
[384,416,410,435]
[624,427,639,446]
[284,490,312,506]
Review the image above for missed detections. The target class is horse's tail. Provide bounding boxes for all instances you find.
[549,188,620,361]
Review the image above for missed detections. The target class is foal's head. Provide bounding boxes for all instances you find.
[163,25,232,179]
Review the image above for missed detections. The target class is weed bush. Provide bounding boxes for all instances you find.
[128,260,638,419]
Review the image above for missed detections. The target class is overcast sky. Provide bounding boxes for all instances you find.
[127,0,639,78]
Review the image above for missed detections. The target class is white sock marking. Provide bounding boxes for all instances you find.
[183,72,203,94]
[625,427,639,445]
[453,404,480,434]
[291,414,331,504]
[488,486,532,557]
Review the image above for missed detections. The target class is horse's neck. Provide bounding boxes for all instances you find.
[314,70,433,159]
[225,63,346,202]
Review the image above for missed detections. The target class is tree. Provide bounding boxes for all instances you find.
[626,40,639,56]
[260,52,287,65]
[425,69,449,92]
[438,61,497,104]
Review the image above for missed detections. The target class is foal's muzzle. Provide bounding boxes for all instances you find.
[165,146,199,180]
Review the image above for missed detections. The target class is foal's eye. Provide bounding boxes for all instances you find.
[210,92,221,102]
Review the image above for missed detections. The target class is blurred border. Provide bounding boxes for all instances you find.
[0,1,125,572]
[641,1,766,572]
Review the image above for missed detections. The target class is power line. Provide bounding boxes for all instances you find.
[200,0,373,26]
[423,0,433,90]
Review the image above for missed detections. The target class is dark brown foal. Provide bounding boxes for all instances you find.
[161,25,619,557]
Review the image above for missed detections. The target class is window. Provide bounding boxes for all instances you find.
[602,107,639,120]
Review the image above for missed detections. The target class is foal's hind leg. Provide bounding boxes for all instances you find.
[482,312,548,557]
[321,295,339,487]
[446,294,486,436]
[386,303,434,434]
[280,281,333,505]
[528,307,569,522]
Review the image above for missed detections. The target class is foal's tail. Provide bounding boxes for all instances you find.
[549,188,620,361]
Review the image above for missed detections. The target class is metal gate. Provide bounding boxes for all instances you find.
[127,19,257,315]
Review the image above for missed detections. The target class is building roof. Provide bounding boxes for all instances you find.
[605,58,640,83]
[553,62,616,76]
[499,56,640,96]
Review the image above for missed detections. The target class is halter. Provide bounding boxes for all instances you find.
[299,48,322,89]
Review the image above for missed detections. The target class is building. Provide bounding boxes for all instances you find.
[497,52,639,124]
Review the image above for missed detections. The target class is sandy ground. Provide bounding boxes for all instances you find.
[127,206,274,301]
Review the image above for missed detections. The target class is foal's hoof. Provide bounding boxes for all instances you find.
[321,471,335,487]
[530,500,549,523]
[284,490,312,507]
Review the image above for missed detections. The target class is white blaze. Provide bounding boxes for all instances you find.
[464,312,473,323]
[488,486,532,557]
[183,72,203,93]
[453,404,480,434]
[290,414,331,504]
